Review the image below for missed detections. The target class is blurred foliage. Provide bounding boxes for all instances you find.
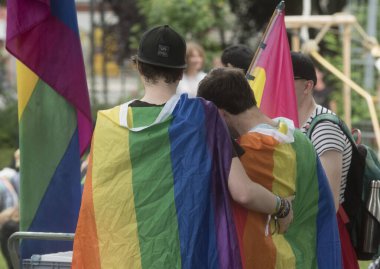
[0,147,15,170]
[227,0,347,43]
[138,0,228,42]
[314,1,380,127]
[0,99,18,168]
[0,100,18,149]
[104,0,146,64]
[103,0,233,69]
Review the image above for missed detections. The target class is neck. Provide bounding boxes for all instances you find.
[140,78,178,104]
[186,68,198,77]
[298,97,317,126]
[231,107,277,136]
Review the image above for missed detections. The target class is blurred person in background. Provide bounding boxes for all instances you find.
[221,44,254,74]
[0,149,20,269]
[177,41,206,97]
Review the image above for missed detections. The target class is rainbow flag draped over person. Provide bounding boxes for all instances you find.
[6,0,92,259]
[233,119,342,269]
[246,1,299,127]
[72,95,242,269]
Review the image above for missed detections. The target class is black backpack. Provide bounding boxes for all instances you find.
[306,113,380,260]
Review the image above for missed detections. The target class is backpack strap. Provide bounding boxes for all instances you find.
[306,113,357,147]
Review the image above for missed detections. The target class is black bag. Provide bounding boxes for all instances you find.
[307,113,380,260]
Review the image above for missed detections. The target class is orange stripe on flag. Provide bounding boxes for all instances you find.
[72,145,101,269]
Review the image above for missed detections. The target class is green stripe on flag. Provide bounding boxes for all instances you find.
[129,107,181,269]
[285,130,319,269]
[19,79,77,231]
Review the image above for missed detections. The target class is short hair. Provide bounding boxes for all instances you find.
[132,56,184,84]
[221,44,254,73]
[290,51,317,86]
[197,67,256,114]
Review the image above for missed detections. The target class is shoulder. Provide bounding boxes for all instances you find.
[97,105,121,125]
[310,122,347,154]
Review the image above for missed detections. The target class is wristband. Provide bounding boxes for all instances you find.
[273,197,290,219]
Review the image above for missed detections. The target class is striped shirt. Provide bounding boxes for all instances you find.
[300,105,352,203]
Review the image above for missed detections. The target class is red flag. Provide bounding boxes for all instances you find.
[247,1,299,127]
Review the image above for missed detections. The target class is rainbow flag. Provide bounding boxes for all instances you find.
[72,95,242,268]
[6,0,92,259]
[247,1,299,127]
[233,119,342,269]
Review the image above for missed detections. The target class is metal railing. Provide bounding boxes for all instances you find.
[8,231,75,269]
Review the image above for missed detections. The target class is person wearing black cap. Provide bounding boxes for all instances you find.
[221,44,254,73]
[291,51,359,269]
[72,25,293,268]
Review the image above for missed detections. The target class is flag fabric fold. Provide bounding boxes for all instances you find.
[6,0,92,259]
[72,95,242,269]
[247,2,299,127]
[233,120,342,269]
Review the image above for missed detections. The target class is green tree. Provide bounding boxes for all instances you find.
[103,0,232,68]
[227,0,347,43]
[138,0,228,41]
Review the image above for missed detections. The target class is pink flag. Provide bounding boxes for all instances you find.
[247,1,299,127]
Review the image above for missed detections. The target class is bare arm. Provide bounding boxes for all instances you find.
[228,157,293,232]
[319,150,343,211]
[228,157,278,214]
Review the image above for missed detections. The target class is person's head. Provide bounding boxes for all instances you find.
[185,42,205,73]
[221,44,254,73]
[197,67,256,115]
[133,25,187,84]
[291,52,317,105]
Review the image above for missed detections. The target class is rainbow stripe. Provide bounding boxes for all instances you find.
[6,0,92,259]
[233,120,342,269]
[247,3,299,127]
[73,95,242,268]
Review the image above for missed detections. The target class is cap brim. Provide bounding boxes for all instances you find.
[137,55,187,69]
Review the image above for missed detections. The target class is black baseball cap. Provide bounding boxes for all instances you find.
[137,25,187,69]
[291,51,317,86]
[221,44,254,73]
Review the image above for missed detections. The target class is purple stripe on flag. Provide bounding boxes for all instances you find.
[202,100,242,269]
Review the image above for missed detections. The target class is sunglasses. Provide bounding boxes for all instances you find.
[293,77,306,80]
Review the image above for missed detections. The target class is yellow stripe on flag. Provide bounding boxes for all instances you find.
[93,107,142,269]
[272,144,297,268]
[16,61,39,120]
[248,67,266,107]
[272,234,296,268]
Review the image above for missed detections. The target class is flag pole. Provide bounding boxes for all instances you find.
[246,1,285,78]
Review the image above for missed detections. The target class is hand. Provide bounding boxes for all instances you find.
[277,196,295,233]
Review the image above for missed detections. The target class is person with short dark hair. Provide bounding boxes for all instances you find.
[221,44,254,73]
[291,51,359,269]
[72,25,293,269]
[198,67,342,269]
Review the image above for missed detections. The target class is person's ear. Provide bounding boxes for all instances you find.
[304,80,314,94]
